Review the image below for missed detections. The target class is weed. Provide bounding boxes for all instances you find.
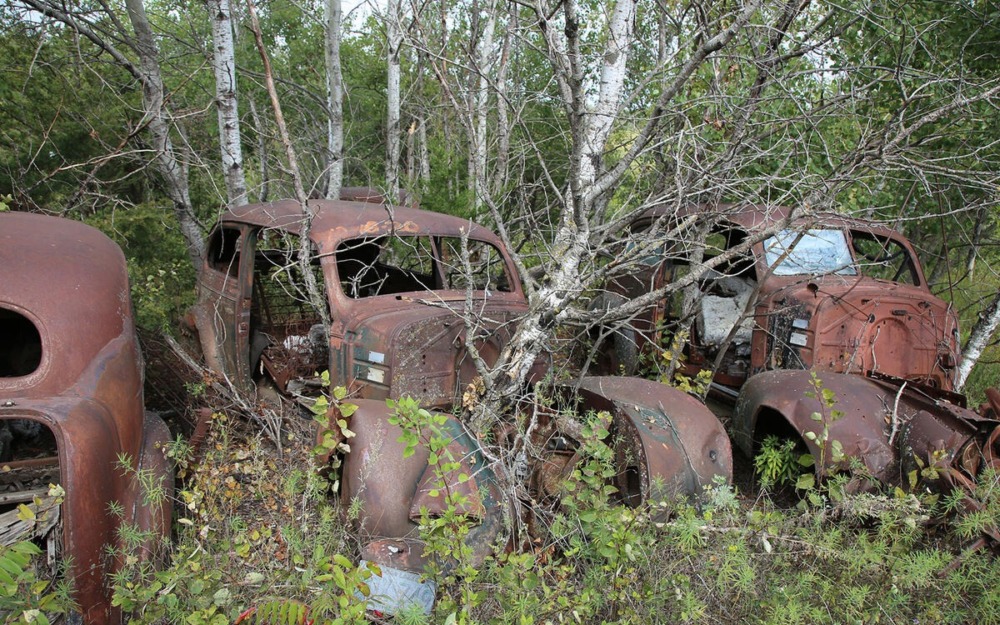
[754,435,802,489]
[0,538,74,624]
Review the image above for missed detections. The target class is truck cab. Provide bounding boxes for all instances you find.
[597,204,994,485]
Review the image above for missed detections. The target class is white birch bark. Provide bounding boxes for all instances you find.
[576,0,636,192]
[207,0,247,207]
[957,292,1000,391]
[325,0,344,199]
[418,117,430,184]
[470,2,497,215]
[385,0,402,200]
[494,11,513,191]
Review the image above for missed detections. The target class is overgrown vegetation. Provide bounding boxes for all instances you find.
[112,415,995,625]
[3,0,1000,622]
[2,375,998,625]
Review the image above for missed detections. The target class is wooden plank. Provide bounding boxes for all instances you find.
[0,496,60,546]
[0,487,48,505]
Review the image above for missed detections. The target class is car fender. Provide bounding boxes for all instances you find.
[733,370,896,479]
[338,399,503,572]
[571,377,732,504]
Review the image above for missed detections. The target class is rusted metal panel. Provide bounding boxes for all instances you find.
[570,377,732,504]
[733,370,998,490]
[217,199,510,259]
[0,213,173,625]
[339,399,504,570]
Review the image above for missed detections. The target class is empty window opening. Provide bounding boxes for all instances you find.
[250,230,328,393]
[206,227,242,277]
[850,231,919,285]
[0,418,61,565]
[336,236,512,299]
[0,308,42,377]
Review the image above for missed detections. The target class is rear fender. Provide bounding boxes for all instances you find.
[570,377,732,505]
[733,370,896,480]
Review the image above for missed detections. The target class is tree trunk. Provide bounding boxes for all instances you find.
[385,0,403,200]
[470,1,497,216]
[957,292,1000,391]
[122,0,204,269]
[245,0,331,330]
[207,0,248,207]
[248,98,270,202]
[324,0,344,199]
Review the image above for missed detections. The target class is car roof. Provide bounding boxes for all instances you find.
[0,212,132,393]
[218,198,503,254]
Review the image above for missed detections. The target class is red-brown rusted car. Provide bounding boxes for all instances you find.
[594,203,999,488]
[190,195,732,613]
[0,213,174,624]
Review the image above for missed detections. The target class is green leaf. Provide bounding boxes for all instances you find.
[796,473,815,491]
[17,504,36,522]
[212,588,231,606]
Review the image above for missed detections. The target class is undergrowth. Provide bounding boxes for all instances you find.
[10,396,997,624]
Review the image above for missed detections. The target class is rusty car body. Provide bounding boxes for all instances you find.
[190,195,530,408]
[0,213,174,624]
[595,203,1000,488]
[191,195,732,613]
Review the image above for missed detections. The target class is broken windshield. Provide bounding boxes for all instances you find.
[764,229,857,276]
[336,235,512,298]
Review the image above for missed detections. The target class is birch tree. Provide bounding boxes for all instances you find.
[15,0,205,268]
[469,0,497,215]
[384,0,403,199]
[207,0,247,207]
[958,292,1000,391]
[324,0,344,199]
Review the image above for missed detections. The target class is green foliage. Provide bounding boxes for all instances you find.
[0,541,74,624]
[109,414,371,624]
[84,203,196,330]
[657,330,712,395]
[754,435,803,490]
[388,396,483,623]
[309,372,358,488]
[802,372,846,477]
[87,386,1000,625]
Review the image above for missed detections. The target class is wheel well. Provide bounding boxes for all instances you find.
[751,407,806,455]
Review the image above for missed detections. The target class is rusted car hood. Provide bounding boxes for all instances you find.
[338,296,527,406]
[761,276,958,388]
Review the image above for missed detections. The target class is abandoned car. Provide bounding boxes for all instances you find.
[190,196,732,613]
[0,213,174,624]
[594,203,1000,489]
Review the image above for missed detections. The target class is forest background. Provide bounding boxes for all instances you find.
[2,0,1000,623]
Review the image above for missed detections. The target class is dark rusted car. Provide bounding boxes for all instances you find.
[595,203,999,487]
[191,196,732,613]
[190,196,529,408]
[0,213,174,624]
